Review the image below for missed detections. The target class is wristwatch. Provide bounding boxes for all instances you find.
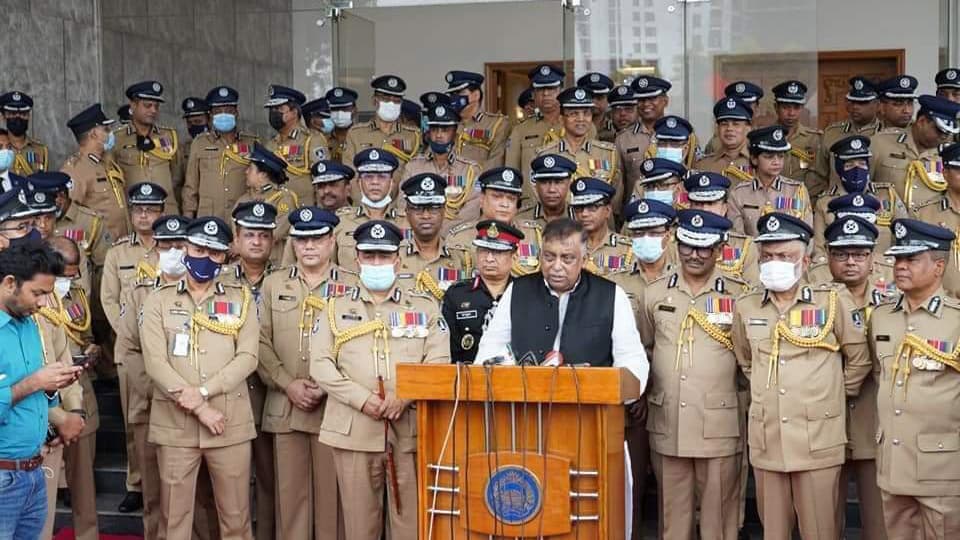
[198,386,209,400]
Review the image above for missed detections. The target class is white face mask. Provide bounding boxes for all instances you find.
[54,277,72,299]
[330,110,353,128]
[759,260,801,292]
[656,146,684,164]
[376,101,402,123]
[361,193,392,209]
[158,248,187,277]
[631,236,665,263]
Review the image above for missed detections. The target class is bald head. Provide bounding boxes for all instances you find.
[48,236,80,266]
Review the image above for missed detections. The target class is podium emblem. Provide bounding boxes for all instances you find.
[485,465,542,525]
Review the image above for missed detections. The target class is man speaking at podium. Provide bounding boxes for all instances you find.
[474,217,648,389]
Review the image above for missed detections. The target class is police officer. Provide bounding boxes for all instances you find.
[445,167,542,277]
[914,142,960,297]
[630,158,687,209]
[398,173,470,300]
[871,218,960,539]
[813,193,891,278]
[815,77,882,190]
[876,75,918,131]
[325,86,359,163]
[335,148,407,272]
[442,220,521,363]
[536,86,623,214]
[402,101,482,229]
[265,84,325,203]
[28,171,110,269]
[235,143,299,256]
[517,153,577,226]
[817,215,892,540]
[311,219,450,540]
[578,72,616,142]
[569,177,631,276]
[445,70,510,169]
[141,216,258,540]
[702,81,765,155]
[695,98,755,184]
[516,87,535,123]
[62,103,129,240]
[311,160,353,213]
[728,125,812,236]
[178,97,210,207]
[259,207,352,540]
[771,81,826,197]
[114,214,191,539]
[731,213,872,540]
[182,85,260,220]
[936,67,960,103]
[639,209,747,540]
[614,198,678,286]
[343,75,421,198]
[301,98,332,138]
[813,135,907,262]
[0,90,47,175]
[113,80,182,214]
[871,94,960,207]
[646,115,699,171]
[616,76,673,196]
[684,171,759,284]
[608,85,639,135]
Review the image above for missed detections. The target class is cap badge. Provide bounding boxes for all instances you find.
[773,129,783,141]
[691,214,704,228]
[334,88,343,97]
[17,191,26,204]
[574,88,586,100]
[219,87,229,97]
[899,77,910,88]
[638,201,649,213]
[252,204,265,217]
[166,219,179,232]
[576,180,586,191]
[487,223,500,238]
[316,162,326,174]
[854,79,864,90]
[726,99,737,109]
[388,78,398,88]
[590,73,600,83]
[735,83,746,93]
[435,105,445,117]
[540,66,550,76]
[617,86,628,95]
[698,175,710,187]
[853,195,865,207]
[502,169,515,182]
[34,192,45,203]
[666,117,677,128]
[851,139,863,150]
[141,184,152,195]
[894,222,907,239]
[369,149,380,160]
[843,219,860,234]
[766,216,781,231]
[299,208,313,222]
[788,83,799,94]
[152,82,161,92]
[204,221,219,235]
[949,70,959,81]
[445,73,454,83]
[186,99,194,108]
[12,92,21,101]
[371,224,386,239]
[643,160,654,172]
[637,78,649,88]
[421,177,436,191]
[543,156,556,168]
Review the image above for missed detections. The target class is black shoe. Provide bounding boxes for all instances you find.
[117,491,143,513]
[738,528,751,540]
[58,488,71,508]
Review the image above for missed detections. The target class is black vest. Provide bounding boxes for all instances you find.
[509,272,616,366]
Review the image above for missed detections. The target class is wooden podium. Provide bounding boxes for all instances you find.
[397,364,640,539]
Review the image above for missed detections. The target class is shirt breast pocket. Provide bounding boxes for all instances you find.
[270,296,300,337]
[917,432,960,480]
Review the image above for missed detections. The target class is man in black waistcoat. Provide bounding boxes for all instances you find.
[474,217,648,385]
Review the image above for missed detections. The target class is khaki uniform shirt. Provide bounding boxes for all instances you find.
[334,205,409,272]
[100,233,157,331]
[505,117,597,198]
[401,152,482,230]
[56,201,111,268]
[182,131,260,220]
[397,240,471,302]
[456,111,510,170]
[913,195,960,298]
[141,280,259,448]
[342,119,421,202]
[536,138,624,214]
[727,176,813,237]
[112,124,182,214]
[266,125,326,204]
[259,265,356,434]
[812,183,907,264]
[815,118,882,191]
[445,218,544,278]
[327,128,349,164]
[717,232,760,285]
[640,270,748,457]
[694,144,755,184]
[62,152,130,240]
[11,135,48,176]
[311,285,450,453]
[872,289,960,496]
[584,233,633,277]
[234,184,299,263]
[34,312,84,431]
[732,283,872,472]
[870,128,942,208]
[783,124,827,198]
[616,122,655,201]
[115,277,172,425]
[594,112,617,144]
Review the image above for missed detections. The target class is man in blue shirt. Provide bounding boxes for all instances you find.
[0,242,83,539]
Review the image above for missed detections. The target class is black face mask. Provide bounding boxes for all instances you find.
[6,117,28,137]
[268,110,285,131]
[187,124,207,138]
[8,229,40,248]
[136,134,155,151]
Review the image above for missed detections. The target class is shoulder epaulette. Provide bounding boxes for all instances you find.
[336,206,356,216]
[448,222,474,235]
[111,236,130,246]
[592,140,616,151]
[239,131,260,142]
[534,141,559,155]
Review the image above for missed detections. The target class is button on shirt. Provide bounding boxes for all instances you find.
[0,312,53,459]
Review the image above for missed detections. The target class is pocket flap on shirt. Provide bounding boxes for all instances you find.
[917,432,960,453]
[704,392,737,409]
[646,390,665,406]
[805,402,842,421]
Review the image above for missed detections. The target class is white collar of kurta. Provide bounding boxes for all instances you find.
[542,276,582,299]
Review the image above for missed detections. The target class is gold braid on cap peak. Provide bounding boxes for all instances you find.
[766,290,839,388]
[189,286,251,369]
[891,334,960,399]
[675,308,733,371]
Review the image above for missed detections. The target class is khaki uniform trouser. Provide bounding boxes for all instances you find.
[651,450,740,540]
[754,465,841,540]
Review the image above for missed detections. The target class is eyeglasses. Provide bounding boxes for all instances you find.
[408,205,444,215]
[828,250,871,262]
[677,243,715,257]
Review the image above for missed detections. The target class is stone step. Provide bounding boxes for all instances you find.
[93,451,128,494]
[53,491,143,536]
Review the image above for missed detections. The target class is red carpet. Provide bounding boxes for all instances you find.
[53,529,143,540]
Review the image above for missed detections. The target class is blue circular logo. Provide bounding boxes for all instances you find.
[484,465,542,525]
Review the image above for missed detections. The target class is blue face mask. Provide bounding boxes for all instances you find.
[212,112,237,133]
[0,149,13,172]
[429,139,453,155]
[359,263,396,291]
[8,228,41,248]
[837,161,870,193]
[320,118,335,134]
[103,131,116,152]
[631,236,665,263]
[645,189,675,206]
[656,146,684,164]
[184,254,221,283]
